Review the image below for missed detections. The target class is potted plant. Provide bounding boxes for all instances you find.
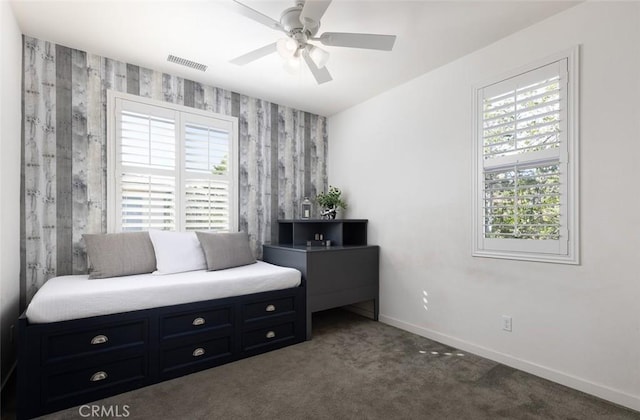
[316,186,347,219]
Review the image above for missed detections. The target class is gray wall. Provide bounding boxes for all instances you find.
[22,36,327,303]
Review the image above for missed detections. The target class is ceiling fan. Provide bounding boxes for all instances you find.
[229,0,397,84]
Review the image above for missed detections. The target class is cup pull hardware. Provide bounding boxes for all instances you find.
[193,348,205,357]
[90,371,108,382]
[90,335,108,345]
[265,331,276,339]
[192,317,205,326]
[265,304,276,312]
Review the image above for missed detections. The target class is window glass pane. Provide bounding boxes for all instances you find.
[185,123,230,175]
[121,111,175,169]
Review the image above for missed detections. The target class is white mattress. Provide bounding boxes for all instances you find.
[26,261,301,323]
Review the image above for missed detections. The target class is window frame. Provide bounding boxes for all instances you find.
[107,90,239,233]
[472,47,580,264]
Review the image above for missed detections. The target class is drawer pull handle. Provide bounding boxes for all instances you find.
[266,331,276,339]
[91,335,108,345]
[265,304,276,312]
[90,371,108,382]
[192,317,205,326]
[193,348,205,357]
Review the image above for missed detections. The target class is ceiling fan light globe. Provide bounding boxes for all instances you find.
[283,56,301,75]
[308,45,330,69]
[276,38,297,59]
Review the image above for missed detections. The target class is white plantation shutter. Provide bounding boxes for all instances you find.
[184,180,229,231]
[473,49,579,263]
[182,114,235,232]
[483,163,561,240]
[482,68,562,160]
[121,174,176,231]
[109,92,238,233]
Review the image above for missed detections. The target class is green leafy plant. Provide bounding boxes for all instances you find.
[316,186,347,210]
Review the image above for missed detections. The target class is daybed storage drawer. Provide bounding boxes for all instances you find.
[161,307,232,339]
[44,354,147,403]
[243,296,295,322]
[45,320,147,362]
[161,335,233,375]
[242,322,295,351]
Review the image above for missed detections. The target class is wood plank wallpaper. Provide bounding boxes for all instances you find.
[21,36,328,302]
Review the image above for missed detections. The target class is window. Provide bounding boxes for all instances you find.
[107,92,238,232]
[472,48,579,264]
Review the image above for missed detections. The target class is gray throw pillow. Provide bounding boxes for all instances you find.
[196,232,256,271]
[83,232,157,279]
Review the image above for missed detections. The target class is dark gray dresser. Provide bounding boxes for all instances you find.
[263,219,379,339]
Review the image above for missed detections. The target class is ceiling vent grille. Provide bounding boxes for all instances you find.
[167,55,208,72]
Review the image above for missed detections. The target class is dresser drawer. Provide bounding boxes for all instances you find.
[243,296,295,322]
[44,354,147,403]
[161,335,232,374]
[45,321,147,362]
[161,307,232,339]
[242,322,295,351]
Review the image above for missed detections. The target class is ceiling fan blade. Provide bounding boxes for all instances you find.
[318,32,397,51]
[299,0,332,26]
[230,43,277,66]
[302,50,332,84]
[231,0,285,32]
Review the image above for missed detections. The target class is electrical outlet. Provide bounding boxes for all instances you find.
[502,315,512,332]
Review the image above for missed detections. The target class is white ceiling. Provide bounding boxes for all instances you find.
[10,0,579,116]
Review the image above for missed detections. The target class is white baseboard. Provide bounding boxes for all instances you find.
[379,314,640,413]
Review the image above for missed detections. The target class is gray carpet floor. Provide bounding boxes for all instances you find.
[21,310,640,419]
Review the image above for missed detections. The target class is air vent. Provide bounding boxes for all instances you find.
[167,55,208,72]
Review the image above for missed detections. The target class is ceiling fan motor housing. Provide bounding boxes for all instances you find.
[280,5,320,37]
